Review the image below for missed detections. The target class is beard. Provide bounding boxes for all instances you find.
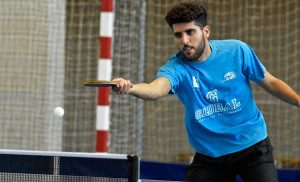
[180,34,206,62]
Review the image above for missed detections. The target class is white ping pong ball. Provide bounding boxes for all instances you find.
[54,107,64,117]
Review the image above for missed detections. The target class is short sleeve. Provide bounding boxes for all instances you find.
[155,62,180,95]
[241,43,266,83]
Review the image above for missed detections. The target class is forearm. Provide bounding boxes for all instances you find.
[260,78,300,108]
[112,77,171,100]
[129,83,167,100]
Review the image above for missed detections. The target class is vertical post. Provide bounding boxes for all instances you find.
[136,0,146,157]
[97,0,114,152]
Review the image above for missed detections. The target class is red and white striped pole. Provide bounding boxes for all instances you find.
[96,0,114,153]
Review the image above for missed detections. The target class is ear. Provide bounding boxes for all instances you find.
[203,25,210,39]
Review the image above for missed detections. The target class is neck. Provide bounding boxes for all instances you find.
[196,41,212,63]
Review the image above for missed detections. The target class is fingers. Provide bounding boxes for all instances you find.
[112,78,132,95]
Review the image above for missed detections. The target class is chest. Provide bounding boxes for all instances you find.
[187,60,245,91]
[176,58,249,107]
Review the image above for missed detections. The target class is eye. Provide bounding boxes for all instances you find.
[186,29,195,35]
[174,33,182,38]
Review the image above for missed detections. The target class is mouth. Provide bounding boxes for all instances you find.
[182,46,193,54]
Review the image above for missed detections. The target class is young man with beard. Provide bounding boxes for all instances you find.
[112,2,300,182]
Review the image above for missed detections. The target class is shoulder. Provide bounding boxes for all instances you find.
[209,39,253,58]
[158,52,188,76]
[164,52,186,67]
[209,39,249,51]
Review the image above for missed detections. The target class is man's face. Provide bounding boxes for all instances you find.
[172,22,207,62]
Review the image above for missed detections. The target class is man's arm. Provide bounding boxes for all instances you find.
[112,77,171,100]
[258,70,300,108]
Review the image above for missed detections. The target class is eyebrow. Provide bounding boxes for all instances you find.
[173,28,196,34]
[185,28,196,32]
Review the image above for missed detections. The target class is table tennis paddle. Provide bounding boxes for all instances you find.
[82,80,133,88]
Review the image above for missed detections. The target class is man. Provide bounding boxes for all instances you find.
[112,2,300,182]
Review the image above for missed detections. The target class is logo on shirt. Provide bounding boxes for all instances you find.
[206,89,218,102]
[195,89,242,121]
[192,76,199,88]
[222,71,236,82]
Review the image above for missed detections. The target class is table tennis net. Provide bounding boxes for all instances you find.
[0,150,139,182]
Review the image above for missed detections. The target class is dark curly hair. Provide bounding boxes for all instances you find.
[165,2,207,29]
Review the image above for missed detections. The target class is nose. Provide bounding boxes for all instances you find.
[181,33,189,44]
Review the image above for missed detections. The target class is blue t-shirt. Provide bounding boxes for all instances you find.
[156,40,267,157]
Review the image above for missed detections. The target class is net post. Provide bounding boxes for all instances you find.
[127,154,140,182]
